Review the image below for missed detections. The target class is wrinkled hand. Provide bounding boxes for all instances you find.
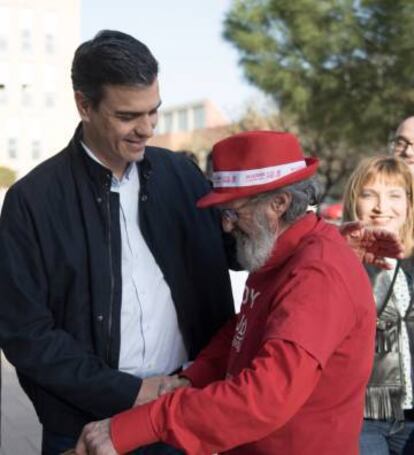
[158,375,191,395]
[339,221,404,269]
[134,375,170,406]
[75,418,117,455]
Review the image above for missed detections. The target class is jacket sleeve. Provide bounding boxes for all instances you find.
[111,338,321,454]
[0,187,140,419]
[181,317,236,387]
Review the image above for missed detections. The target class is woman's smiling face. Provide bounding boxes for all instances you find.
[356,178,408,236]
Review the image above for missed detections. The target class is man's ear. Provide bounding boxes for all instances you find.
[74,91,92,122]
[270,192,292,216]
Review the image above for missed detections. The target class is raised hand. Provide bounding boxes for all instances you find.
[339,221,404,269]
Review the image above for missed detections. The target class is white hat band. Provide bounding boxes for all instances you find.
[212,160,306,188]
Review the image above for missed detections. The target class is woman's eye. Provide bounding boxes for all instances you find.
[360,192,373,198]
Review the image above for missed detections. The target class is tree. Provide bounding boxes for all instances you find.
[0,166,16,189]
[224,0,414,199]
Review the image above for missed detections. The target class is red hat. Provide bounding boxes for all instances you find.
[197,130,319,208]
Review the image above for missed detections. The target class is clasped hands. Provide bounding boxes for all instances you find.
[74,375,190,455]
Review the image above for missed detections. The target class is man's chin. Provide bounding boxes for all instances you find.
[124,140,148,159]
[235,233,276,272]
[236,243,271,272]
[134,151,145,162]
[125,149,145,162]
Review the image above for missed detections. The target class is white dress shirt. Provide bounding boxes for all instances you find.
[82,143,188,378]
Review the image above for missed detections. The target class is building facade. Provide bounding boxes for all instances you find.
[149,99,232,170]
[0,0,80,178]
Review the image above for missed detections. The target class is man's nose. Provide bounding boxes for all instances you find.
[135,115,154,138]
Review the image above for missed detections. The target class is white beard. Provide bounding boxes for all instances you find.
[234,210,277,272]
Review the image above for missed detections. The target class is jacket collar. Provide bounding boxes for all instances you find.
[254,212,319,274]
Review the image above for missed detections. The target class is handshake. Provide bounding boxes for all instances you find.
[134,374,191,406]
[61,375,192,455]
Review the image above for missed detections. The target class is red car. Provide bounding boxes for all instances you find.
[320,202,343,223]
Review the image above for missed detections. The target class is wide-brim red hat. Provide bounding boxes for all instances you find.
[197,130,319,208]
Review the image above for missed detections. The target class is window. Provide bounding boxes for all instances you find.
[22,84,33,107]
[44,92,55,107]
[32,140,41,160]
[0,84,6,105]
[19,9,34,54]
[43,12,58,54]
[0,36,7,54]
[8,139,17,159]
[163,112,173,133]
[193,105,206,130]
[45,33,55,54]
[21,29,32,53]
[0,7,10,55]
[42,64,57,108]
[0,63,9,105]
[29,122,41,160]
[178,109,188,132]
[20,63,35,107]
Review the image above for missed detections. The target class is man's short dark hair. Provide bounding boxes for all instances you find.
[71,30,159,107]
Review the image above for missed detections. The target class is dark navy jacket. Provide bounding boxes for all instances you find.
[0,128,234,436]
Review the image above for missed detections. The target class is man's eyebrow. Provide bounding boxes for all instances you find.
[115,100,162,116]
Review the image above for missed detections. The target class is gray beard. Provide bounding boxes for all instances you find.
[234,211,277,272]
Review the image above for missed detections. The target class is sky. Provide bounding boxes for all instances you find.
[81,0,264,121]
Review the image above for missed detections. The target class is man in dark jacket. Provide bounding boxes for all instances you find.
[0,30,234,454]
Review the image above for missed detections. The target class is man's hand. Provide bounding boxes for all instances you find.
[75,419,117,455]
[339,221,404,269]
[134,375,169,406]
[159,375,191,395]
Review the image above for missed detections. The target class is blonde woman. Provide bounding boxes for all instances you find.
[343,156,414,454]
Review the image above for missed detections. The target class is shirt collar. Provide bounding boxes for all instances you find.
[80,141,134,183]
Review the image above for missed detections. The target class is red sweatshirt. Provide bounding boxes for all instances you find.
[111,213,376,454]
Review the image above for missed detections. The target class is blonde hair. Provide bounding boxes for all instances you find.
[343,156,414,256]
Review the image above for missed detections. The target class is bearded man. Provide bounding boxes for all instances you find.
[76,131,377,455]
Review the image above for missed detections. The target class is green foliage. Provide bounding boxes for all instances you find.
[0,166,16,188]
[224,0,414,198]
[230,105,282,132]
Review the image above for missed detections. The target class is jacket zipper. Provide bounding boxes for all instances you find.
[105,185,115,365]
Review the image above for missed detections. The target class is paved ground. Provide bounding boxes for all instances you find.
[1,353,41,454]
